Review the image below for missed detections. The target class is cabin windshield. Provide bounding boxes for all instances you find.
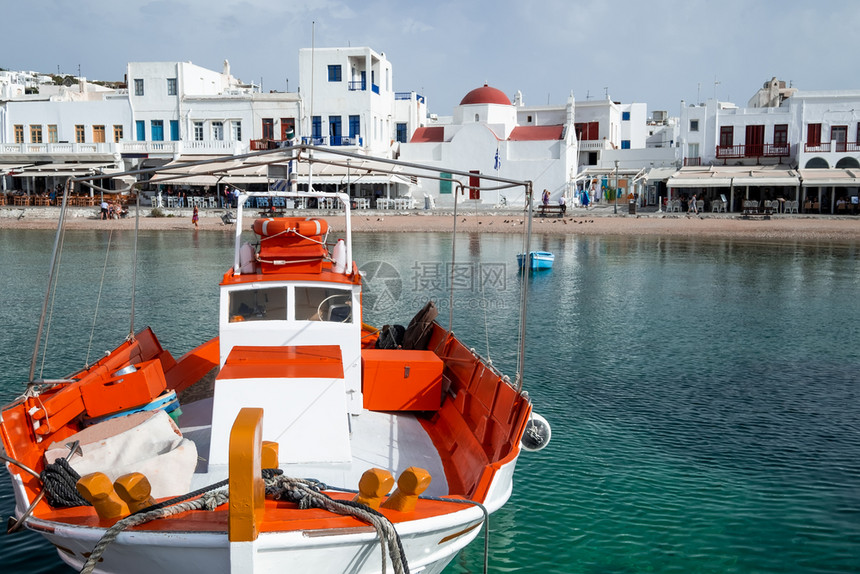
[295,286,353,323]
[229,287,288,322]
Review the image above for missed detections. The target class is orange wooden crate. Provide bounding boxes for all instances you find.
[79,359,167,418]
[361,349,442,411]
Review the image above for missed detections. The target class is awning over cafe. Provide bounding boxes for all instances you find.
[644,167,679,182]
[0,163,34,175]
[667,165,799,188]
[798,168,860,187]
[150,155,269,186]
[11,162,116,177]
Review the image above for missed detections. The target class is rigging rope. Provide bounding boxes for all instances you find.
[85,229,114,368]
[38,219,69,380]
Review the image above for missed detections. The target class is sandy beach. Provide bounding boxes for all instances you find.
[2,206,859,242]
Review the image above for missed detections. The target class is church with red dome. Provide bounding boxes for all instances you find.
[400,83,578,207]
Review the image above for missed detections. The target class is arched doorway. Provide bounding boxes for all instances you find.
[835,157,860,169]
[804,157,829,169]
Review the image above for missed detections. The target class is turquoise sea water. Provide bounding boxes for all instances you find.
[1,228,859,573]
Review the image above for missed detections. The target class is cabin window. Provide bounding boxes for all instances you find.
[294,287,352,323]
[229,287,288,322]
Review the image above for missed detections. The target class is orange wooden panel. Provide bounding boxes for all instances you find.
[470,367,499,411]
[165,337,219,394]
[219,345,343,380]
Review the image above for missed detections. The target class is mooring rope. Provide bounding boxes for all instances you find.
[79,489,230,574]
[78,472,409,574]
[266,475,409,574]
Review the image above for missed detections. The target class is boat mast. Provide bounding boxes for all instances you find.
[515,183,533,393]
[128,189,140,340]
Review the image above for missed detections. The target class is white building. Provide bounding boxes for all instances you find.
[399,84,577,206]
[674,77,860,212]
[1,48,427,198]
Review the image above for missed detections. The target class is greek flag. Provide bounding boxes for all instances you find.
[494,147,501,171]
[270,179,288,192]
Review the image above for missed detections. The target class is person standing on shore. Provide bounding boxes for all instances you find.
[192,205,199,229]
[689,194,698,215]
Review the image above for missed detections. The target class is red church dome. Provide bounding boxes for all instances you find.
[459,84,511,106]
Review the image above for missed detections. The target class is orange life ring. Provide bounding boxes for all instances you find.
[252,217,329,237]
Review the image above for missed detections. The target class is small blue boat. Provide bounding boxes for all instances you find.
[518,251,554,270]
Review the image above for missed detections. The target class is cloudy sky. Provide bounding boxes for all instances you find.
[5,0,859,115]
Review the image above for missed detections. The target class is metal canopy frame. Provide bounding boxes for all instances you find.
[32,145,535,396]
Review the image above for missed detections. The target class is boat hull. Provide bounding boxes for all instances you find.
[19,485,496,574]
[517,251,554,270]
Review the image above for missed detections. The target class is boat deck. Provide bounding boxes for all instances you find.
[178,398,450,496]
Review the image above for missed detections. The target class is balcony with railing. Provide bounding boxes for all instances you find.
[298,136,364,147]
[0,140,242,159]
[1,142,116,156]
[250,139,291,151]
[684,157,702,166]
[578,139,615,151]
[715,143,791,160]
[395,92,425,104]
[804,141,860,153]
[348,81,379,94]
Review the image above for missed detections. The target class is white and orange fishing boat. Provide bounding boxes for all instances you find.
[0,149,550,573]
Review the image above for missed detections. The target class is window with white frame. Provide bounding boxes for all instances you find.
[690,119,699,132]
[193,121,203,141]
[232,121,241,141]
[213,121,224,140]
[167,78,177,96]
[134,78,144,96]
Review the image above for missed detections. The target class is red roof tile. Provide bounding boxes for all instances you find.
[508,125,564,141]
[410,126,445,143]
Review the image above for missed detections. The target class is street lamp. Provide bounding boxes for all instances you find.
[613,160,619,214]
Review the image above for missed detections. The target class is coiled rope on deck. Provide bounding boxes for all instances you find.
[79,472,409,574]
[40,458,91,508]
